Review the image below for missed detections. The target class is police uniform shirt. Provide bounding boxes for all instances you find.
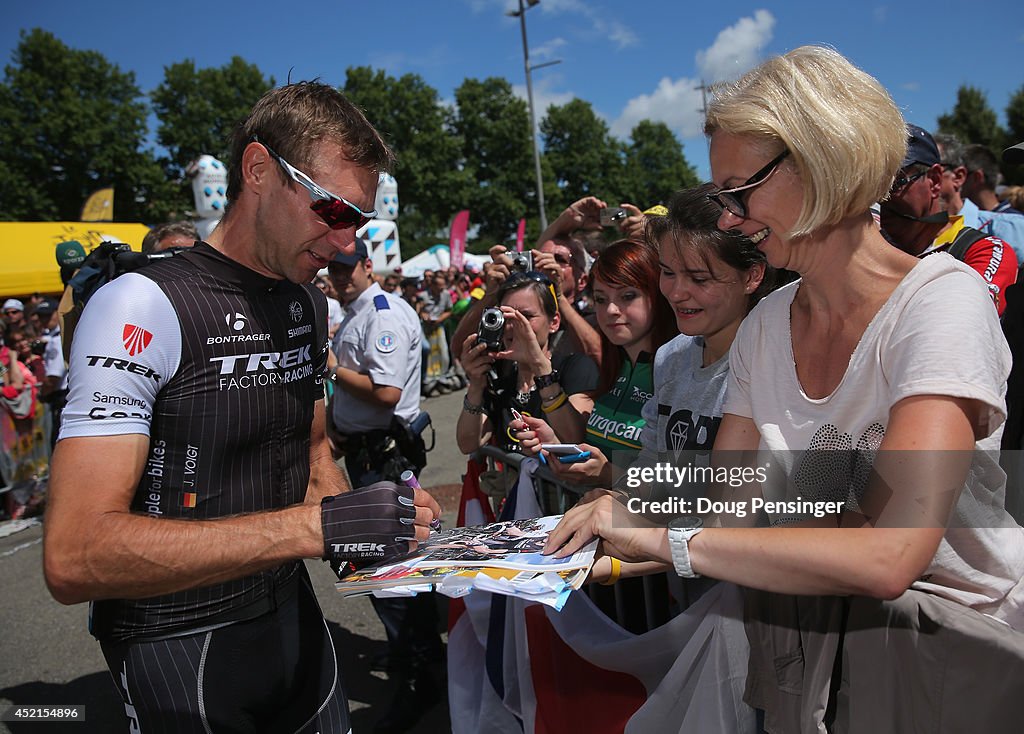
[331,282,422,433]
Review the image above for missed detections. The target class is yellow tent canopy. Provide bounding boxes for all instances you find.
[0,222,151,298]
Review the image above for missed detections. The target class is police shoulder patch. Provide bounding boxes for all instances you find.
[375,330,398,353]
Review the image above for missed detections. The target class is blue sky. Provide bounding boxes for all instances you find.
[4,0,1023,188]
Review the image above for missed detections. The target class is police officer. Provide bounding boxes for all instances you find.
[327,242,443,733]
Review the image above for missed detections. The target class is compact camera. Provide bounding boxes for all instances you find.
[600,206,628,227]
[509,251,533,273]
[477,307,506,352]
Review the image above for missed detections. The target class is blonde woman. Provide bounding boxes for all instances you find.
[548,46,1024,731]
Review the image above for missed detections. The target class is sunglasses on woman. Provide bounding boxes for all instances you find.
[708,148,790,219]
[255,137,376,230]
[504,270,559,315]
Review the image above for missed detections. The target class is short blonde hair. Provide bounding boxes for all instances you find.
[705,46,906,239]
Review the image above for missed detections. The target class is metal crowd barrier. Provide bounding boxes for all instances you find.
[472,445,679,633]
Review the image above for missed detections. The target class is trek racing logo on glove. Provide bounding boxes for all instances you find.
[209,345,315,391]
[330,542,386,556]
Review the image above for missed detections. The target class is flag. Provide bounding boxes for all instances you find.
[448,458,756,734]
[515,219,526,252]
[182,492,197,509]
[80,188,114,222]
[449,210,470,271]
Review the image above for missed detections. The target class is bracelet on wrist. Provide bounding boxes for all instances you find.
[600,557,621,586]
[540,391,568,414]
[462,395,486,415]
[540,389,566,404]
[534,369,559,390]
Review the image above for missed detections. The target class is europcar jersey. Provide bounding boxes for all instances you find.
[585,352,652,463]
[61,243,328,641]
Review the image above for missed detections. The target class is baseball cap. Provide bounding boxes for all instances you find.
[34,298,58,315]
[1004,141,1024,166]
[3,299,24,312]
[55,240,87,269]
[902,124,941,168]
[330,241,369,267]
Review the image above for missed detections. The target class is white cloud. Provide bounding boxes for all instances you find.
[610,11,776,143]
[696,9,776,83]
[535,0,638,49]
[532,37,567,61]
[610,76,706,140]
[900,82,921,92]
[873,6,889,23]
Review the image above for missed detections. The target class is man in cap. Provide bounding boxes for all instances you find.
[880,124,1018,315]
[43,82,440,733]
[54,240,87,286]
[326,241,443,733]
[2,299,25,335]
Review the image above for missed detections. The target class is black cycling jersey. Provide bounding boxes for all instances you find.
[62,243,328,642]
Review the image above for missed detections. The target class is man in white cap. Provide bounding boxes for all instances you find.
[2,299,25,334]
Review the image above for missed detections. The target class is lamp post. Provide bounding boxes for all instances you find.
[508,0,560,232]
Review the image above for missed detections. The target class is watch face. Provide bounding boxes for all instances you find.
[669,515,703,530]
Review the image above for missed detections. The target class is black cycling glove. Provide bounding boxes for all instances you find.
[321,481,417,563]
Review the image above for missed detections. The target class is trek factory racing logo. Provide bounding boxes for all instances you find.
[330,542,385,556]
[210,345,315,390]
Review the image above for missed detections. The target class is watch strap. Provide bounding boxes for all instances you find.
[668,526,703,578]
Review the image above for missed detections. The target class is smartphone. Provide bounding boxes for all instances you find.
[558,451,592,464]
[600,207,627,227]
[540,443,584,455]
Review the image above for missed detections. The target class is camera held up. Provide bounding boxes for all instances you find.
[477,307,505,352]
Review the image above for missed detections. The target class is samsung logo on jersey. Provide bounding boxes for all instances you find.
[288,325,312,338]
[210,345,315,391]
[206,333,271,345]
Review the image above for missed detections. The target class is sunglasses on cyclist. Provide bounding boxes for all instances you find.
[255,137,376,230]
[889,168,928,196]
[708,148,790,219]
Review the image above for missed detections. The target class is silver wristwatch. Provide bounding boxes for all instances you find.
[667,516,704,578]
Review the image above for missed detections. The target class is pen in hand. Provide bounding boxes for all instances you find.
[400,469,442,531]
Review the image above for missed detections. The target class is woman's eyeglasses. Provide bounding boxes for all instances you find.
[254,137,376,230]
[708,149,790,219]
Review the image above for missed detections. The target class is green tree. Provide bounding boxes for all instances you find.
[937,85,1006,150]
[1004,85,1024,184]
[343,67,470,257]
[540,99,624,209]
[152,57,274,181]
[0,28,175,222]
[453,77,536,246]
[621,120,699,208]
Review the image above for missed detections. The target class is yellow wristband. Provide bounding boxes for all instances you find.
[600,557,621,586]
[540,391,568,413]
